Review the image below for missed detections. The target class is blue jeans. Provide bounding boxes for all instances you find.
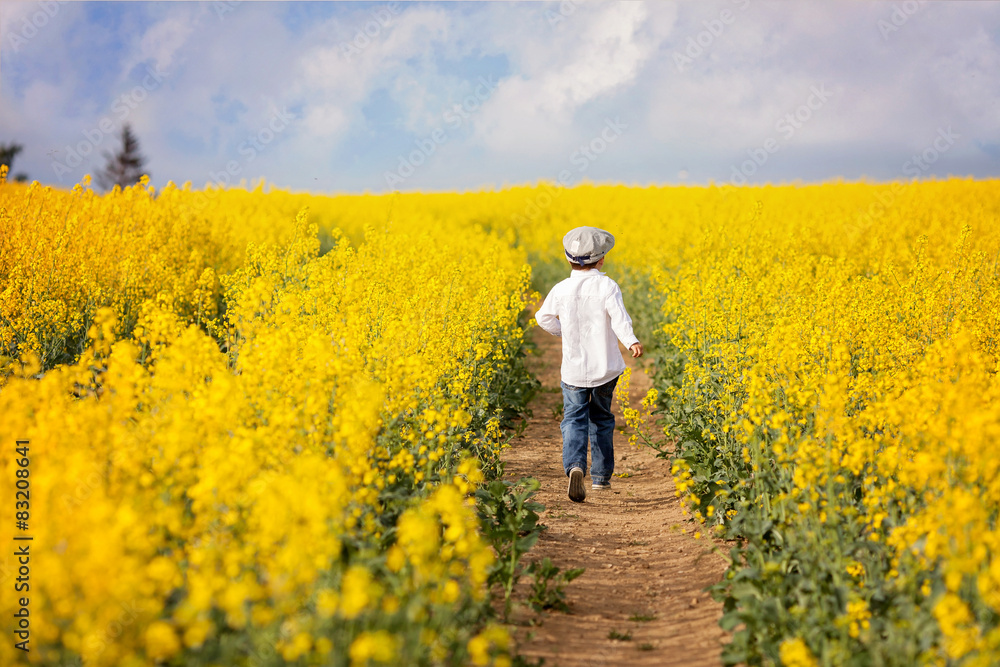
[561,376,618,485]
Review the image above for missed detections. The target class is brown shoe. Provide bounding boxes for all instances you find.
[568,467,586,503]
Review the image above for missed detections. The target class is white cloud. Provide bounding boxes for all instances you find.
[639,1,1000,183]
[927,27,1000,129]
[473,2,672,157]
[291,4,455,143]
[127,13,196,74]
[2,1,999,191]
[301,104,350,140]
[1,1,39,35]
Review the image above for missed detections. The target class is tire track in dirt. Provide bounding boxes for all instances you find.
[504,330,729,667]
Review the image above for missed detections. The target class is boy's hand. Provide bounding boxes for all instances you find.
[630,342,644,358]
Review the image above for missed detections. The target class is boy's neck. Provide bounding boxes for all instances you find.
[572,259,605,272]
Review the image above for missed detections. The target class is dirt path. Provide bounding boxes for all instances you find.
[504,330,730,667]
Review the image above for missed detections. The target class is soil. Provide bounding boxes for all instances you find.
[503,330,730,667]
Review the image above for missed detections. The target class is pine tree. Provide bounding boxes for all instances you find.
[97,124,148,191]
[0,142,28,182]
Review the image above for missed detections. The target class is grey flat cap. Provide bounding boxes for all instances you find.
[563,226,615,264]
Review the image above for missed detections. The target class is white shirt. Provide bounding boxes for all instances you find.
[535,269,640,388]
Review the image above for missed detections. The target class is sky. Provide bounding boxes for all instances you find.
[1,0,999,193]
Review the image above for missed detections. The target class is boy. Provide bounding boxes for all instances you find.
[534,226,643,503]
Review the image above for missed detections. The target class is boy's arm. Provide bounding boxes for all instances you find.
[534,293,562,337]
[606,287,639,349]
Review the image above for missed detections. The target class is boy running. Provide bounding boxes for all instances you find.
[534,227,643,503]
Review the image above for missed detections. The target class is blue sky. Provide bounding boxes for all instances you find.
[1,1,999,192]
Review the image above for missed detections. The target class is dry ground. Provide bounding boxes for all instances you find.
[503,331,730,667]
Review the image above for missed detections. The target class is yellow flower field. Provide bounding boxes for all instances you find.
[517,179,1000,666]
[0,170,534,666]
[486,178,1000,665]
[2,170,999,665]
[638,181,1000,666]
